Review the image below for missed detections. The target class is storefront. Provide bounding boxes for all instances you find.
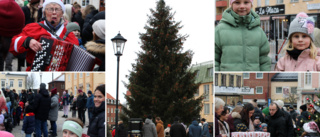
[215,86,254,106]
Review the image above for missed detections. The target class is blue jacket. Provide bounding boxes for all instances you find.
[22,113,35,134]
[201,122,210,137]
[62,93,70,106]
[6,102,11,115]
[86,94,94,109]
[189,120,201,137]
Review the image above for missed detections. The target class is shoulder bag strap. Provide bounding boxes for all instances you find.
[37,23,63,41]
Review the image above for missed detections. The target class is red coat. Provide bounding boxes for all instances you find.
[10,21,79,71]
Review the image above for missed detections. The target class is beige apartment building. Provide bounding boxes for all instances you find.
[65,73,105,96]
[0,73,27,94]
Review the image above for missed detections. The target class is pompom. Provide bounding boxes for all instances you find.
[307,23,314,34]
[296,12,308,18]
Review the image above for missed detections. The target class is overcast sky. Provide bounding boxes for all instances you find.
[106,0,215,103]
[7,72,62,89]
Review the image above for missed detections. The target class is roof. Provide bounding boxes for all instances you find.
[48,74,65,83]
[107,93,115,100]
[189,60,213,83]
[271,73,298,82]
[126,91,131,96]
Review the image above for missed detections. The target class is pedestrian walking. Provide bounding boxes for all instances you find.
[87,84,105,137]
[155,117,164,137]
[48,88,59,137]
[33,83,51,137]
[86,90,94,125]
[188,118,201,137]
[169,116,186,137]
[76,89,87,124]
[215,97,226,137]
[215,0,270,71]
[142,115,157,137]
[200,118,210,137]
[275,12,320,71]
[62,90,70,118]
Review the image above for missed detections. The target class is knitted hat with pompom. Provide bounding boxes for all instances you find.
[288,12,315,41]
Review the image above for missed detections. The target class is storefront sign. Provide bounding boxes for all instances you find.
[308,3,320,10]
[214,86,254,94]
[255,5,285,15]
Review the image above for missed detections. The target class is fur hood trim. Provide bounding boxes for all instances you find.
[85,41,105,54]
[231,112,241,119]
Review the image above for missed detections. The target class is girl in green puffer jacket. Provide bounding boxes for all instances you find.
[215,0,271,71]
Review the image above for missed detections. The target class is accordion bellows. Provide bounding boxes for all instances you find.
[31,36,100,71]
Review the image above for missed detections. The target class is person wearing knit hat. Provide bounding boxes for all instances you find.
[62,90,70,118]
[85,19,105,71]
[261,123,268,132]
[22,0,40,25]
[275,12,320,71]
[48,87,59,137]
[300,104,307,112]
[76,89,87,125]
[215,0,271,71]
[86,90,94,125]
[9,0,79,71]
[62,118,84,137]
[66,22,86,50]
[87,84,105,137]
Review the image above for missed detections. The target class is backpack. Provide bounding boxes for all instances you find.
[4,114,13,132]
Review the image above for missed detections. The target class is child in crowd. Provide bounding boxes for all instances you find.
[261,123,267,132]
[22,103,35,137]
[253,115,262,131]
[62,118,89,137]
[71,98,77,118]
[66,22,85,50]
[275,12,320,71]
[215,0,270,71]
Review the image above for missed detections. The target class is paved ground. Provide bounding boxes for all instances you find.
[6,58,26,72]
[12,108,89,137]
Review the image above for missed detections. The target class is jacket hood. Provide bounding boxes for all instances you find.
[192,120,199,126]
[157,120,163,125]
[220,8,260,29]
[145,118,153,124]
[85,40,105,54]
[39,89,49,97]
[232,112,241,119]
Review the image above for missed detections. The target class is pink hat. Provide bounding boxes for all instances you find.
[0,131,14,137]
[230,0,253,5]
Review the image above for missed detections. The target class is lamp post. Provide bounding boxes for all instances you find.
[111,32,127,137]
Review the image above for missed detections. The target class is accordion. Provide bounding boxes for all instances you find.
[31,36,100,71]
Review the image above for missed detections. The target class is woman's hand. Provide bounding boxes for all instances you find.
[29,39,43,52]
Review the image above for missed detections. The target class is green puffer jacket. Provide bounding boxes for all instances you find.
[215,8,271,71]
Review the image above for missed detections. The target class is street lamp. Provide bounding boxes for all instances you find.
[111,32,127,137]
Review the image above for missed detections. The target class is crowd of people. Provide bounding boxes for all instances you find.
[0,0,105,71]
[108,115,214,137]
[215,97,320,137]
[0,83,105,137]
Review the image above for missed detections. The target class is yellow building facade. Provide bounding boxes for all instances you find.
[0,73,27,94]
[65,73,105,96]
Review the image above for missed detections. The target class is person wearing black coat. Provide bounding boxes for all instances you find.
[289,106,298,122]
[116,122,128,137]
[27,89,35,107]
[266,103,286,137]
[169,117,186,137]
[82,10,104,45]
[77,89,87,124]
[20,90,28,104]
[33,83,51,137]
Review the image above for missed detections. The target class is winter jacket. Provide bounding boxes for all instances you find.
[226,112,239,133]
[82,10,104,44]
[77,94,87,109]
[156,120,164,137]
[87,101,105,137]
[85,39,105,71]
[27,93,34,106]
[297,111,309,128]
[71,11,84,33]
[218,119,230,137]
[266,109,286,137]
[116,123,128,137]
[188,120,201,137]
[215,8,270,71]
[22,4,39,25]
[215,113,222,137]
[9,21,79,71]
[275,48,320,71]
[86,94,94,110]
[21,92,28,104]
[164,127,170,137]
[281,108,294,136]
[6,102,10,115]
[22,112,35,134]
[201,122,210,137]
[290,110,298,122]
[254,107,264,123]
[62,93,70,106]
[170,121,186,137]
[143,118,157,137]
[48,94,59,121]
[33,89,51,121]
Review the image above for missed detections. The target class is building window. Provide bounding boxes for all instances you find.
[257,0,261,6]
[243,73,249,79]
[87,73,90,76]
[195,70,199,78]
[194,89,199,96]
[19,80,23,88]
[82,0,90,6]
[291,87,297,94]
[1,79,5,88]
[111,108,113,113]
[290,0,298,2]
[204,104,210,114]
[111,117,113,122]
[256,73,263,79]
[68,75,70,82]
[80,73,83,78]
[74,74,77,79]
[212,84,214,95]
[305,73,312,86]
[229,75,234,87]
[256,86,263,94]
[265,0,269,5]
[61,84,65,89]
[236,76,241,87]
[10,80,13,87]
[276,87,282,94]
[221,74,226,86]
[86,84,90,92]
[204,85,209,100]
[207,68,213,77]
[74,86,77,96]
[277,0,283,4]
[107,108,109,113]
[215,74,218,86]
[111,100,113,104]
[107,117,109,122]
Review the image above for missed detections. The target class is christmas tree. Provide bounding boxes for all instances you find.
[120,0,203,125]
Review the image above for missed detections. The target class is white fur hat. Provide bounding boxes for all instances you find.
[42,0,65,13]
[92,20,105,40]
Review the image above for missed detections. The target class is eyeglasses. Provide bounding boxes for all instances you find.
[46,8,62,13]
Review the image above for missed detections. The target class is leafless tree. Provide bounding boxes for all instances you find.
[27,73,37,90]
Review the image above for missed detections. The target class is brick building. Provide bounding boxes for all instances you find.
[107,93,122,126]
[48,74,65,100]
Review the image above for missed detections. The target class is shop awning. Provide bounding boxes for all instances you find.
[272,16,286,20]
[260,16,270,20]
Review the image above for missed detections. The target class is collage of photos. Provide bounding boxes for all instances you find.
[0,0,107,137]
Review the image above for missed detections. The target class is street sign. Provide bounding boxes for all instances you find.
[268,98,271,107]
